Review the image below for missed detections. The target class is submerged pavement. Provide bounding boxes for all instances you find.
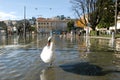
[0,35,120,80]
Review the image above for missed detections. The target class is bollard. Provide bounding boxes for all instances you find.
[111,32,115,48]
[112,32,115,41]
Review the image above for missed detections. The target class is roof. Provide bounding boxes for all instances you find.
[37,17,70,22]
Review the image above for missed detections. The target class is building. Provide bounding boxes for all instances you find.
[74,15,92,34]
[75,19,87,28]
[109,12,120,31]
[36,17,69,34]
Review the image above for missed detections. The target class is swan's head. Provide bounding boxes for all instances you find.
[47,36,52,46]
[48,36,52,42]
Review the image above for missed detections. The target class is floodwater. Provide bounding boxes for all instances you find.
[0,34,120,80]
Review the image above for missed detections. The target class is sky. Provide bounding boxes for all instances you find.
[0,0,75,20]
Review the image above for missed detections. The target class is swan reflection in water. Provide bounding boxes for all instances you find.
[40,68,56,80]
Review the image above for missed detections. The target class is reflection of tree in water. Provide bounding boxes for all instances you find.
[90,39,110,52]
[77,36,90,52]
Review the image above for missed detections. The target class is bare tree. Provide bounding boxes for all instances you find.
[71,0,105,30]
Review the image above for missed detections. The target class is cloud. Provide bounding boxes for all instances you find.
[9,11,16,14]
[0,11,18,20]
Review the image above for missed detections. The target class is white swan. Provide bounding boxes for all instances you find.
[40,36,56,66]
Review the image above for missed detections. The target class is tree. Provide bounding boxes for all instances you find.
[15,20,24,35]
[67,20,74,32]
[66,16,71,19]
[97,0,114,29]
[56,15,66,20]
[29,17,36,25]
[60,15,66,20]
[0,21,7,29]
[8,21,14,27]
[0,21,8,36]
[117,0,120,15]
[15,19,31,36]
[71,0,114,30]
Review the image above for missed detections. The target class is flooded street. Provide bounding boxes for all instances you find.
[0,35,120,80]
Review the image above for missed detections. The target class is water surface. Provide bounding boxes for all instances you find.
[0,35,120,80]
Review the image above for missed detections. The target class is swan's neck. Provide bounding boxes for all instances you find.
[47,42,53,50]
[47,42,51,46]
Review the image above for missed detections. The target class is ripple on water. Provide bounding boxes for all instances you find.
[0,64,6,71]
[0,49,40,80]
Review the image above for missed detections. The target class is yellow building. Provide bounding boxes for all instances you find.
[75,15,88,29]
[75,20,86,28]
[75,17,92,33]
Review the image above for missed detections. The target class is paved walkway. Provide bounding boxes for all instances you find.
[90,36,120,43]
[90,36,111,40]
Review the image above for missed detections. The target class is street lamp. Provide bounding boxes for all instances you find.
[49,8,53,36]
[35,8,43,34]
[115,0,117,34]
[24,6,26,37]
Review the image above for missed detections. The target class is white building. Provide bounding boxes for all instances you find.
[109,22,120,30]
[109,12,120,31]
[36,17,69,34]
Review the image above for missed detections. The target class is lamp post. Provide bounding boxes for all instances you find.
[115,0,117,34]
[49,8,53,36]
[24,6,26,37]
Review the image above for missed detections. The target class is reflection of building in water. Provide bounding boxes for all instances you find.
[109,39,120,51]
[0,36,6,45]
[13,36,19,45]
[115,39,120,51]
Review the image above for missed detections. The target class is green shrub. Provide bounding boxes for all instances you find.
[90,31,97,36]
